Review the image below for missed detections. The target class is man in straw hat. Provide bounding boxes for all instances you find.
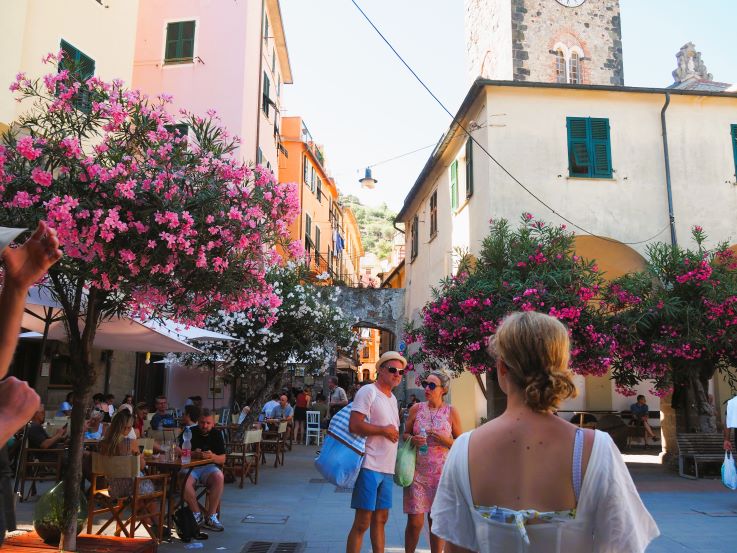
[0,221,62,543]
[346,351,406,553]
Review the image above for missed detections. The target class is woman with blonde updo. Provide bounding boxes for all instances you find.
[431,311,659,553]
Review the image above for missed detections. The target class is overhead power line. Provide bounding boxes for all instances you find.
[349,0,670,246]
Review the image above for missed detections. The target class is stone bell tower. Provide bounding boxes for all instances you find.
[465,0,624,86]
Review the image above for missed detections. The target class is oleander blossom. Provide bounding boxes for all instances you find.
[603,225,737,397]
[0,57,300,327]
[405,215,617,381]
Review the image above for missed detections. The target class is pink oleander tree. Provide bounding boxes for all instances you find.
[0,52,298,550]
[405,215,616,416]
[603,226,737,434]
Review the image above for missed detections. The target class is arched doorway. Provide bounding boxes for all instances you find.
[567,236,649,416]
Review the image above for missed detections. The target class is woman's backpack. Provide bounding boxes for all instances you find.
[314,402,367,488]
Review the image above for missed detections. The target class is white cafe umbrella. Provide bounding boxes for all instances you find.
[21,287,202,353]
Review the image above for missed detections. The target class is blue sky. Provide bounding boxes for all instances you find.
[281,0,737,212]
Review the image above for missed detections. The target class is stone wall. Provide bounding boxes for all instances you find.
[512,0,623,85]
[466,0,513,83]
[466,0,624,86]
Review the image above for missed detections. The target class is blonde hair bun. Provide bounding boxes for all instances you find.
[489,311,577,412]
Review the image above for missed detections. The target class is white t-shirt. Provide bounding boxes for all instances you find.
[352,383,399,475]
[726,396,737,429]
[431,430,659,553]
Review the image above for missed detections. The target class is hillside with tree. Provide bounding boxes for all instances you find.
[341,195,397,260]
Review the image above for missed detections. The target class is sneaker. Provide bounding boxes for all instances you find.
[205,514,224,532]
[193,511,204,526]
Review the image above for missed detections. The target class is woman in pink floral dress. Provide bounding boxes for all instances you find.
[403,371,462,553]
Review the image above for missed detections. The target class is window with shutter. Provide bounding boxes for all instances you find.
[59,40,95,113]
[310,166,316,193]
[430,190,438,238]
[256,147,263,165]
[732,125,737,177]
[567,117,612,179]
[465,139,474,199]
[411,215,419,261]
[303,156,309,186]
[165,21,195,64]
[450,160,459,210]
[316,178,322,203]
[262,72,271,117]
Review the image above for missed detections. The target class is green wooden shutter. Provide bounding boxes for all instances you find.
[315,226,321,256]
[732,125,737,177]
[165,23,179,61]
[316,178,322,203]
[303,156,309,185]
[465,138,474,199]
[59,40,95,113]
[590,118,612,178]
[180,21,195,60]
[450,160,459,210]
[305,214,311,238]
[567,117,590,177]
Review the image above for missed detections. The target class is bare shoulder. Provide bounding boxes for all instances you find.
[409,402,422,415]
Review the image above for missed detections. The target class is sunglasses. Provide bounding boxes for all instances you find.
[421,381,439,390]
[386,366,405,375]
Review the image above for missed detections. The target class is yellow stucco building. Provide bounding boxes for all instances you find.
[397,79,737,430]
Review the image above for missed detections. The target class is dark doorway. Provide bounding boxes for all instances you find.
[7,340,42,387]
[134,353,165,408]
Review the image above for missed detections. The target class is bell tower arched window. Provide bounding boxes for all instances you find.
[569,52,581,84]
[555,50,567,83]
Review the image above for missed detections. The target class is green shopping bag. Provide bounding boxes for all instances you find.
[394,439,416,487]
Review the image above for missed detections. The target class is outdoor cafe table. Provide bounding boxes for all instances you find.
[144,456,214,536]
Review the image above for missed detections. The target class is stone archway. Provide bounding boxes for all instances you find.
[329,286,406,394]
[332,287,406,347]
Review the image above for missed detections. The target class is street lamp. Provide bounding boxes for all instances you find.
[359,167,377,189]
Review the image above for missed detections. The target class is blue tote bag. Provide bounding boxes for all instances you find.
[314,402,366,488]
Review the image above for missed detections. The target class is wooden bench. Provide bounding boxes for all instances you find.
[676,433,733,479]
[2,531,157,553]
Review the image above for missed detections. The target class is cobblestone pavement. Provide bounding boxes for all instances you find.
[13,444,737,552]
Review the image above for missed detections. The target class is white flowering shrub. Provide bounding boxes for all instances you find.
[179,264,359,405]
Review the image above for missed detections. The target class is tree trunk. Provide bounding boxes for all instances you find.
[59,295,101,552]
[674,362,717,434]
[485,371,507,421]
[659,392,678,465]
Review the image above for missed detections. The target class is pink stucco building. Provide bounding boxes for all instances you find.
[132,0,292,171]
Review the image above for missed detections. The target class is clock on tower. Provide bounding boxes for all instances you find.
[465,0,624,85]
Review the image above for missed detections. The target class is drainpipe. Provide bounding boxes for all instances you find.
[660,92,678,246]
[255,0,266,163]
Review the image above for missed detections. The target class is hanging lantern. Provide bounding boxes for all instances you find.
[359,167,377,189]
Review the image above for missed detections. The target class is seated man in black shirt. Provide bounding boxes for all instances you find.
[178,408,225,532]
[28,405,67,451]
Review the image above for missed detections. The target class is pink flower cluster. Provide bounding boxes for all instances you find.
[1,62,300,325]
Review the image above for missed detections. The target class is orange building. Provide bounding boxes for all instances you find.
[278,116,362,284]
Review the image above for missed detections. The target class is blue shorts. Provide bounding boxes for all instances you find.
[184,464,221,486]
[351,468,393,511]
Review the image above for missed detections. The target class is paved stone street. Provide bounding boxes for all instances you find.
[12,444,737,552]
